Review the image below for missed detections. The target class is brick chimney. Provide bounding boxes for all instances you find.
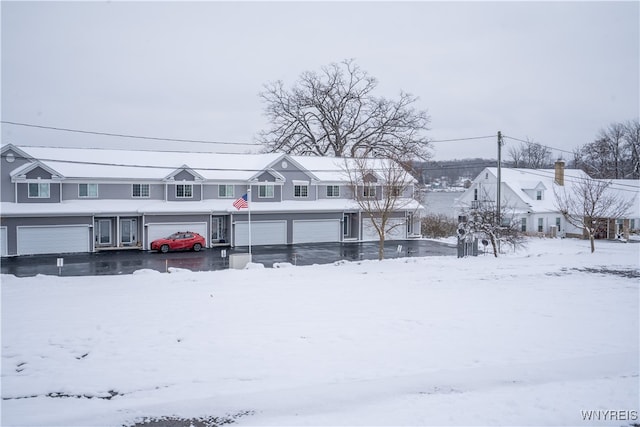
[554,159,565,186]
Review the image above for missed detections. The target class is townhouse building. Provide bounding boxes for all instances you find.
[0,144,423,256]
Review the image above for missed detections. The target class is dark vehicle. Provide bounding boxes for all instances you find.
[150,232,206,253]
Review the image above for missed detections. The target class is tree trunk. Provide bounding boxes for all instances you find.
[489,233,498,258]
[590,235,595,253]
[378,234,385,260]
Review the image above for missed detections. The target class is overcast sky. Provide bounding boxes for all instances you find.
[2,1,638,161]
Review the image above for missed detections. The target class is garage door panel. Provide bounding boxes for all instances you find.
[235,221,286,246]
[293,220,340,244]
[363,218,406,241]
[17,226,90,255]
[147,223,208,250]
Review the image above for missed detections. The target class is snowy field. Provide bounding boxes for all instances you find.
[1,238,639,427]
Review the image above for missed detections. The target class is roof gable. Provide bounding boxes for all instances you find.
[261,154,320,182]
[1,144,34,162]
[9,160,64,180]
[164,165,205,182]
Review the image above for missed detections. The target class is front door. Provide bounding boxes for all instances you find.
[212,217,225,242]
[121,218,137,246]
[96,219,112,245]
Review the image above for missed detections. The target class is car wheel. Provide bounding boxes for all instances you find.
[193,243,202,252]
[160,244,169,253]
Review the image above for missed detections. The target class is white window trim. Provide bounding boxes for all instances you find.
[258,184,274,198]
[176,183,193,199]
[28,182,50,198]
[294,184,309,198]
[79,183,98,198]
[326,185,340,198]
[218,184,234,198]
[132,183,150,198]
[362,184,376,198]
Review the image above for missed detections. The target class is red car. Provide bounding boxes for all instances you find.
[150,232,206,253]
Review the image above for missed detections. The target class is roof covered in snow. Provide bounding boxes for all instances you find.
[474,167,639,216]
[4,145,416,184]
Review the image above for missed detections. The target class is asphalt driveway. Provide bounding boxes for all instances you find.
[0,239,456,277]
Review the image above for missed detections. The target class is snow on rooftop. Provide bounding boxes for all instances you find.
[14,146,284,181]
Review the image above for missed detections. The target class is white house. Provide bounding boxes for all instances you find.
[455,161,640,239]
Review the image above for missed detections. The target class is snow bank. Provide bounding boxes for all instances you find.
[1,238,638,426]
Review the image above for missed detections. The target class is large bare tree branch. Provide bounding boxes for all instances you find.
[258,59,432,161]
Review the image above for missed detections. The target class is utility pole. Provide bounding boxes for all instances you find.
[496,131,503,226]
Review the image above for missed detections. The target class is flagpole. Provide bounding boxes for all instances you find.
[247,186,252,260]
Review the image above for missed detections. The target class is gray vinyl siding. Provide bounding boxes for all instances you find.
[17,182,61,203]
[318,184,351,200]
[0,215,93,256]
[61,183,164,200]
[145,214,211,224]
[25,167,52,180]
[167,183,202,201]
[282,172,317,201]
[173,170,196,181]
[203,184,248,200]
[268,161,317,201]
[249,183,282,203]
[1,149,31,202]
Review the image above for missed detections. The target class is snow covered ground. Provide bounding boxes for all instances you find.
[1,238,638,426]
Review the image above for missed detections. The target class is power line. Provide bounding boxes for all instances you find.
[430,135,496,143]
[1,121,261,147]
[502,135,576,155]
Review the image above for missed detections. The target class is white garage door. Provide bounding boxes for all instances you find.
[362,218,406,241]
[17,225,90,255]
[234,221,286,246]
[292,220,341,244]
[0,227,7,257]
[146,222,208,250]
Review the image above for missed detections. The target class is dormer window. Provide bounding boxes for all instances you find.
[28,182,50,198]
[258,184,274,198]
[536,190,543,200]
[363,184,376,198]
[176,184,193,198]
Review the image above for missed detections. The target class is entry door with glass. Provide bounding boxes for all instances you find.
[96,219,112,245]
[120,218,137,246]
[212,217,225,242]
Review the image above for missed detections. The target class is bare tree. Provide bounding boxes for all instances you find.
[554,177,634,253]
[343,157,421,260]
[624,119,640,179]
[259,59,432,161]
[578,121,635,179]
[579,137,615,179]
[507,139,552,168]
[458,201,525,257]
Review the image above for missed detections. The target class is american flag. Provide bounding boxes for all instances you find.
[233,193,248,210]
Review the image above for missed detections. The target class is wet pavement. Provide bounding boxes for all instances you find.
[0,239,456,277]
